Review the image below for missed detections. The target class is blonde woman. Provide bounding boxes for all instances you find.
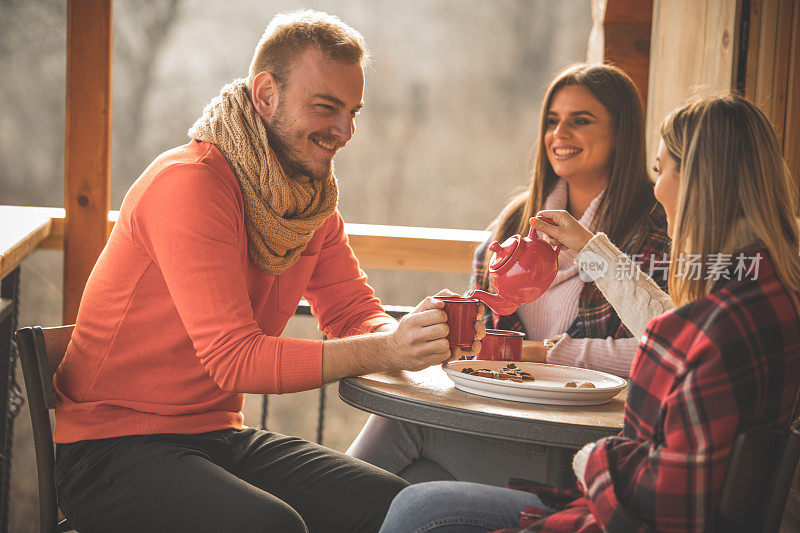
[380,94,800,532]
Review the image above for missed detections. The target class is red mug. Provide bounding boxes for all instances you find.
[434,296,480,348]
[478,329,525,361]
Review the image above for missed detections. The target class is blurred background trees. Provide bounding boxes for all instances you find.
[0,0,591,529]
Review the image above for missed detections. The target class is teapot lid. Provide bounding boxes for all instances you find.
[489,235,520,271]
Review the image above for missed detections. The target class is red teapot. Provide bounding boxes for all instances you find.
[467,217,560,316]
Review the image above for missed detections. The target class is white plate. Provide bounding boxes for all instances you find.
[443,360,627,405]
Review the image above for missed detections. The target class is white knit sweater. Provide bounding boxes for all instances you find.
[517,181,672,378]
[576,232,674,339]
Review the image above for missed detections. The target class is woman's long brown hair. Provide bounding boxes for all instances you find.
[482,64,657,286]
[661,94,800,305]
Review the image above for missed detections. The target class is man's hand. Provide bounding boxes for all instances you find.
[322,290,484,382]
[382,295,451,371]
[531,210,595,252]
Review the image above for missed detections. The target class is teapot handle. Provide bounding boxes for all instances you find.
[529,216,562,255]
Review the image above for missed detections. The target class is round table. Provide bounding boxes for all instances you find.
[339,364,627,488]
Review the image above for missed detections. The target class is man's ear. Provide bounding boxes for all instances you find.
[251,71,278,118]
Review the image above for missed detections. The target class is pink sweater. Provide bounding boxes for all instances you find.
[53,140,394,443]
[517,180,640,377]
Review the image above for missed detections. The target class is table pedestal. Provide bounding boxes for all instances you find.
[544,446,577,489]
[339,367,625,490]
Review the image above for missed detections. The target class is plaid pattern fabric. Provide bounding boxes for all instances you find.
[496,250,800,532]
[471,205,670,339]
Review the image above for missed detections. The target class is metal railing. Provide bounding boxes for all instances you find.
[3,206,486,453]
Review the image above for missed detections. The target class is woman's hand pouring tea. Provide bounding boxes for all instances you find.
[531,211,596,252]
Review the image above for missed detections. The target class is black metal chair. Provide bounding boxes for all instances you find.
[717,417,800,532]
[15,325,75,533]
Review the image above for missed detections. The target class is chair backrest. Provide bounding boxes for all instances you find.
[14,325,74,533]
[716,418,800,532]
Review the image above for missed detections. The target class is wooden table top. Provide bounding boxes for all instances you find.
[0,206,63,280]
[339,365,627,449]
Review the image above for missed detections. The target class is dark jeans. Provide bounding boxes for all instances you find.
[55,428,409,533]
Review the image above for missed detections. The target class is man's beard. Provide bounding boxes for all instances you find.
[264,103,333,182]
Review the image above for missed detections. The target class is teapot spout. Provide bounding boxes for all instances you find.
[466,289,520,316]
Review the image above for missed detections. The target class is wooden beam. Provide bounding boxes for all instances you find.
[344,224,487,273]
[645,0,742,168]
[783,0,800,186]
[746,0,800,187]
[748,0,795,144]
[596,0,654,107]
[64,0,113,323]
[42,213,488,274]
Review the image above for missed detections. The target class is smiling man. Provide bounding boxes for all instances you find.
[52,11,482,533]
[250,46,364,181]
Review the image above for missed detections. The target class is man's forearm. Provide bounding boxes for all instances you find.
[321,297,461,382]
[322,331,394,383]
[372,322,397,333]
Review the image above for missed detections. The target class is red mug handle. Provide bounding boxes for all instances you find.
[531,216,562,255]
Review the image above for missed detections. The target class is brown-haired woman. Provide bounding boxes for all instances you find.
[349,64,670,486]
[474,62,669,373]
[379,93,800,533]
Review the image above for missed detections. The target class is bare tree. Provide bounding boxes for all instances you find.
[0,0,66,207]
[112,0,182,205]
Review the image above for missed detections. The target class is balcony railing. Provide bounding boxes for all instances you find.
[1,205,489,444]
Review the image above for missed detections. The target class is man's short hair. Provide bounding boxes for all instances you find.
[248,10,369,89]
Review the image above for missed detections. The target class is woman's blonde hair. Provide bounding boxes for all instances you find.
[483,64,658,285]
[660,93,800,305]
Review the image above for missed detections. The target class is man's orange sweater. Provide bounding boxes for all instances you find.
[53,140,394,443]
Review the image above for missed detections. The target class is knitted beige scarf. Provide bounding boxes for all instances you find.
[188,78,338,274]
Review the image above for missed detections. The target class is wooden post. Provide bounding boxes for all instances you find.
[647,0,799,184]
[588,0,654,109]
[64,0,113,323]
[645,0,742,168]
[785,1,800,186]
[744,0,800,187]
